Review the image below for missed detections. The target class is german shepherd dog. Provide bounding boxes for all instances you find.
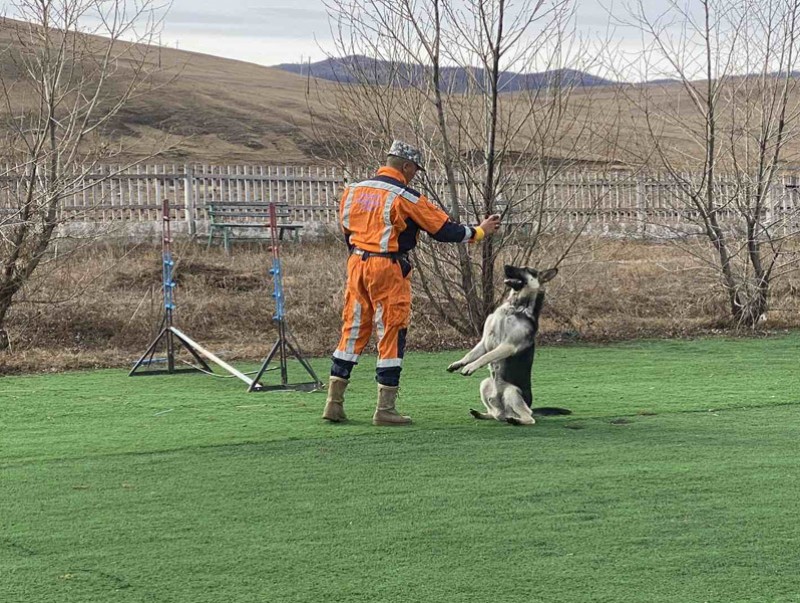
[447,265,570,425]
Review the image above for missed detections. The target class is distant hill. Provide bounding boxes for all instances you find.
[275,55,616,92]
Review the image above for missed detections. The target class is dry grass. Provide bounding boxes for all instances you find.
[3,237,800,374]
[0,18,332,165]
[6,17,800,172]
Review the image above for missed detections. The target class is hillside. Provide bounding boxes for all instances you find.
[3,18,800,169]
[0,19,627,167]
[0,18,330,164]
[115,49,328,164]
[275,55,616,91]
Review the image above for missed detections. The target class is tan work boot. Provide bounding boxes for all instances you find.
[322,376,349,422]
[373,384,412,426]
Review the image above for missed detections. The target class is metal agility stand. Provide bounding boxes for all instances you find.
[247,202,323,393]
[129,199,256,387]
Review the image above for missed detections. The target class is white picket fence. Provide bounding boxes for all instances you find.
[47,165,346,231]
[2,164,800,237]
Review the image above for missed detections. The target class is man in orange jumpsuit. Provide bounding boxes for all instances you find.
[323,140,501,426]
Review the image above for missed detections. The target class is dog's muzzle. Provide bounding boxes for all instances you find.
[504,265,526,291]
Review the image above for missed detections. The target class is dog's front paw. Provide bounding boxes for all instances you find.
[506,417,536,426]
[461,363,479,376]
[446,361,464,373]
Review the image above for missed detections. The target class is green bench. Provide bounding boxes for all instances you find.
[206,202,303,253]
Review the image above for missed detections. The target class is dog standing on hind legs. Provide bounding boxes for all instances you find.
[447,265,571,425]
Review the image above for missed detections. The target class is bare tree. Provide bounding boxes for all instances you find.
[0,0,167,350]
[615,0,800,326]
[312,0,615,335]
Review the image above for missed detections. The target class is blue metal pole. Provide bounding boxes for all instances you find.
[270,258,284,321]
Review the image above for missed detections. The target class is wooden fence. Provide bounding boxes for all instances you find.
[2,164,800,237]
[46,165,347,232]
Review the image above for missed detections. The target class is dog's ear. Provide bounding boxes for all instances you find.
[539,268,558,283]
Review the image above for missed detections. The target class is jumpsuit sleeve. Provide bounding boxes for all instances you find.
[339,186,353,248]
[398,194,477,243]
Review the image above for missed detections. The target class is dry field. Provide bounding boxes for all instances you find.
[6,18,800,169]
[3,236,800,374]
[0,18,330,165]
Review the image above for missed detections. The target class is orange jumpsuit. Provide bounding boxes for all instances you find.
[331,166,481,386]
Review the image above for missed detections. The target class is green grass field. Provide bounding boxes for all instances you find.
[3,335,800,603]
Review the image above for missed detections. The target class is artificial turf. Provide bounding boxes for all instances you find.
[2,335,800,602]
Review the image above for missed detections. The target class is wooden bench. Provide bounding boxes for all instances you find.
[206,202,303,253]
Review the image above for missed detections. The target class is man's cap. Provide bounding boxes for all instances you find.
[388,140,425,171]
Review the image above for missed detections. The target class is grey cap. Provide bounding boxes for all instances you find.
[388,139,425,171]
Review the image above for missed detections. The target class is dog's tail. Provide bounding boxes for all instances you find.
[530,407,572,416]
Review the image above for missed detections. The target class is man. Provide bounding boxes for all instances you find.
[323,140,501,426]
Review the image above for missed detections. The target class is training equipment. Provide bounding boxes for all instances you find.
[130,199,321,394]
[129,199,261,387]
[248,203,322,393]
[129,199,214,377]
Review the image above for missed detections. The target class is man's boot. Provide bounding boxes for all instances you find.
[322,376,349,422]
[373,384,412,426]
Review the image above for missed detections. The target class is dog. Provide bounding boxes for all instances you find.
[446,264,570,425]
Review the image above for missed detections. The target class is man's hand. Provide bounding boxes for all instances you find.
[479,214,501,236]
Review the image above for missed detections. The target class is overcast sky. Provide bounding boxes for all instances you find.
[161,0,334,66]
[160,0,632,68]
[0,0,661,73]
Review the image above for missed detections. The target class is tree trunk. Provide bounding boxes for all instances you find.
[731,275,769,327]
[481,239,495,323]
[0,293,13,351]
[478,0,504,327]
[427,0,481,332]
